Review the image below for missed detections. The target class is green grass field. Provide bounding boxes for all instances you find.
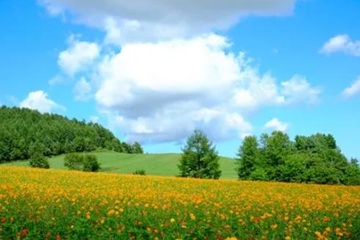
[4,152,238,179]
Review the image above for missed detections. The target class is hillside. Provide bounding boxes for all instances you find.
[0,106,142,163]
[4,152,238,179]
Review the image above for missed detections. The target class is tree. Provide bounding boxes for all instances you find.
[83,154,101,172]
[178,129,221,179]
[29,152,50,169]
[261,131,292,180]
[64,153,84,170]
[344,158,360,185]
[236,135,260,180]
[132,142,144,154]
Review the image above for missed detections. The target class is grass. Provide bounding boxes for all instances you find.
[4,152,238,179]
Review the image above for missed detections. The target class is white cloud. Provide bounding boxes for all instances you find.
[320,34,360,56]
[58,35,100,76]
[280,75,321,104]
[38,0,319,144]
[93,34,319,143]
[342,76,360,98]
[40,0,297,44]
[264,118,289,132]
[48,75,63,86]
[74,77,92,101]
[19,90,64,113]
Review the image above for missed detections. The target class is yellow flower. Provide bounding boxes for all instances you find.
[271,224,278,230]
[107,209,115,216]
[170,218,175,223]
[190,213,196,220]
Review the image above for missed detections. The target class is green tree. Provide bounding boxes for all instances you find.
[178,129,221,179]
[236,135,260,180]
[29,152,50,169]
[132,142,144,154]
[83,154,101,172]
[64,153,84,170]
[344,158,360,185]
[261,131,292,180]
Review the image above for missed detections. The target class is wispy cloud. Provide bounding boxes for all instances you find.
[342,76,360,98]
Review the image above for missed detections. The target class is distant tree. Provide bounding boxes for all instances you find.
[178,129,221,179]
[344,158,360,185]
[122,142,133,153]
[261,131,292,180]
[133,169,146,175]
[64,153,84,170]
[29,152,50,169]
[132,142,144,154]
[83,154,101,172]
[0,106,126,162]
[236,135,260,180]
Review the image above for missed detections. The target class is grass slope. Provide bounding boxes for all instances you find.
[5,152,238,179]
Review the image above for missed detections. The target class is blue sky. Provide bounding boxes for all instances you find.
[0,0,359,159]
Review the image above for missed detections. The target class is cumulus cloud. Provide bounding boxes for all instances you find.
[320,34,360,56]
[74,77,92,101]
[58,35,100,76]
[19,90,64,113]
[40,0,297,44]
[264,118,289,132]
[93,34,320,143]
[342,76,360,98]
[38,0,320,144]
[280,75,321,104]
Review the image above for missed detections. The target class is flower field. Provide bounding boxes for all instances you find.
[0,166,359,239]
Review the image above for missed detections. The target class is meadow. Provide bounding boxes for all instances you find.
[0,166,359,239]
[4,152,238,179]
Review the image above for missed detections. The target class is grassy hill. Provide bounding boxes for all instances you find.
[4,152,238,179]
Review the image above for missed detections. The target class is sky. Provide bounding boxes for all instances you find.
[0,0,359,159]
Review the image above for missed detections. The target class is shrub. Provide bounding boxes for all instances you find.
[250,168,268,181]
[29,152,50,169]
[133,169,146,175]
[64,153,101,172]
[83,154,101,172]
[64,153,84,170]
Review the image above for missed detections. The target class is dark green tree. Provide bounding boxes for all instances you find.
[178,129,221,179]
[132,142,144,154]
[236,135,260,180]
[83,154,101,172]
[0,106,139,162]
[29,152,50,169]
[64,153,84,170]
[344,158,360,185]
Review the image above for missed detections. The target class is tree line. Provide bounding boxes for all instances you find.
[0,106,143,163]
[178,130,360,185]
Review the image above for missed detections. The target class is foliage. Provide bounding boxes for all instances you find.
[0,166,360,239]
[83,154,101,172]
[236,136,259,180]
[132,169,146,175]
[236,131,360,185]
[29,152,50,169]
[64,153,101,172]
[64,153,84,171]
[178,129,221,179]
[0,106,144,163]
